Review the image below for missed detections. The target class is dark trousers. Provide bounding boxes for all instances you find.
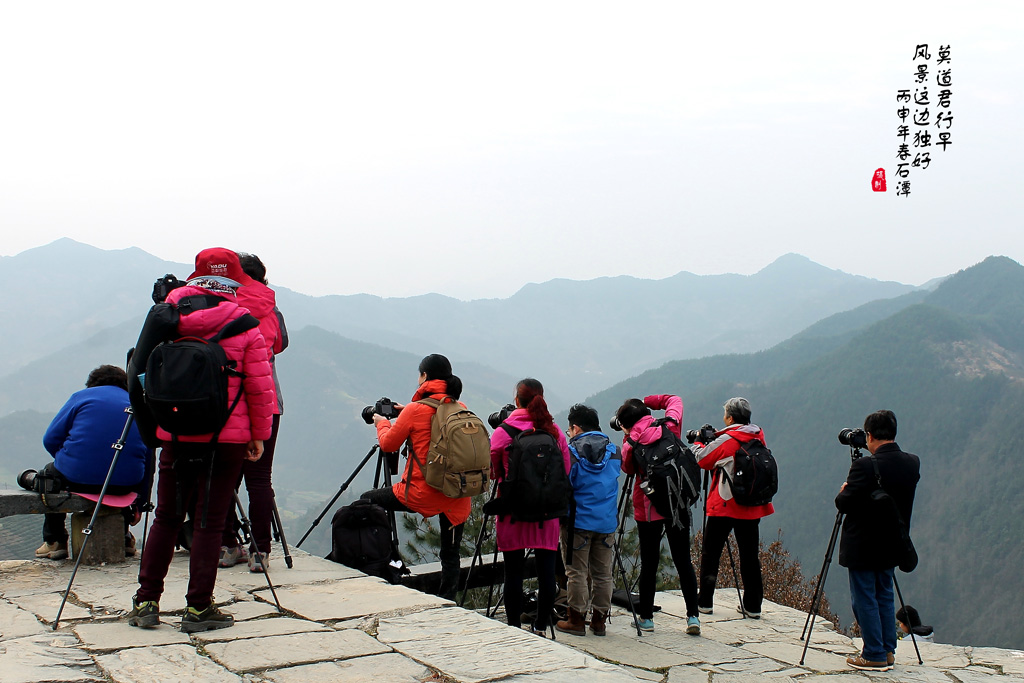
[637,519,699,618]
[223,414,281,553]
[502,548,558,629]
[137,442,245,608]
[698,516,763,613]
[849,568,897,662]
[360,486,465,598]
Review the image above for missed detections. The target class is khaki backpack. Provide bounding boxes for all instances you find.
[412,397,491,498]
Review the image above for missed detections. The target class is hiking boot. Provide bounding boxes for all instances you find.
[589,610,608,637]
[847,655,892,672]
[248,549,270,573]
[218,544,247,568]
[35,540,68,560]
[737,604,761,619]
[180,603,234,633]
[127,596,160,628]
[125,534,137,558]
[637,617,654,632]
[887,653,895,666]
[686,616,701,635]
[555,607,586,636]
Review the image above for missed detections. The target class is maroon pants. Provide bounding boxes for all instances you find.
[137,442,245,608]
[223,414,280,554]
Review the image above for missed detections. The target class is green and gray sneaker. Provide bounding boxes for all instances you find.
[127,597,160,628]
[180,603,234,633]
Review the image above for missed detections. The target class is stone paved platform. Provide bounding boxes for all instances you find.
[1,546,1022,682]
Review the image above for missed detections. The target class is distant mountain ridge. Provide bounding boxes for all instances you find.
[576,256,1024,649]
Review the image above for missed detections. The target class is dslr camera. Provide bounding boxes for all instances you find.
[17,468,65,494]
[487,404,515,430]
[838,427,867,450]
[152,274,184,304]
[361,397,401,425]
[609,416,623,432]
[686,424,717,444]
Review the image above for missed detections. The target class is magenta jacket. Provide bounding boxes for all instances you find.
[620,394,683,523]
[155,286,275,445]
[489,409,572,552]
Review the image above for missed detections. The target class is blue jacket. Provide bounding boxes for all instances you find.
[43,385,149,488]
[568,431,621,534]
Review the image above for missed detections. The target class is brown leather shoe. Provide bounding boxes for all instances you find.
[555,607,586,636]
[847,655,893,672]
[888,653,895,666]
[590,610,608,636]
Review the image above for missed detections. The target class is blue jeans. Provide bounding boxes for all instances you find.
[849,568,896,661]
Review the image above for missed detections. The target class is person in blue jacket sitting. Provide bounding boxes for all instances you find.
[555,404,622,637]
[33,365,152,559]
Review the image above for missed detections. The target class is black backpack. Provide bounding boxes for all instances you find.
[627,419,701,528]
[723,438,778,507]
[327,499,405,584]
[144,309,259,437]
[496,424,572,523]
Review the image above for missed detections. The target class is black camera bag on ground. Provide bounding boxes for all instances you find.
[491,424,571,524]
[722,438,778,507]
[627,419,701,528]
[327,499,404,583]
[144,311,259,437]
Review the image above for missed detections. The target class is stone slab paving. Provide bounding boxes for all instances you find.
[203,628,390,673]
[93,643,242,683]
[256,574,451,621]
[263,652,433,683]
[0,633,103,683]
[73,619,192,650]
[4,551,1024,683]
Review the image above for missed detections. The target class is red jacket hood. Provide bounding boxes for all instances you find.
[412,379,452,401]
[236,282,277,320]
[167,286,243,336]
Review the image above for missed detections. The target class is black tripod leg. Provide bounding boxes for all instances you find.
[724,534,746,617]
[54,408,133,630]
[296,444,378,548]
[800,512,843,665]
[893,576,923,665]
[235,492,282,612]
[270,499,293,568]
[459,483,497,607]
[612,474,642,636]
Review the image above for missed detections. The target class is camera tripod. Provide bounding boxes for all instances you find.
[295,443,405,577]
[700,471,749,618]
[612,474,644,637]
[54,407,137,629]
[460,487,558,639]
[233,491,283,611]
[798,445,922,666]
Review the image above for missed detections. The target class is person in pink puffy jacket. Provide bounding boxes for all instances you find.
[618,394,701,635]
[127,264,275,634]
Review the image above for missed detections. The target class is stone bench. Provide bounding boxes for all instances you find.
[0,489,127,565]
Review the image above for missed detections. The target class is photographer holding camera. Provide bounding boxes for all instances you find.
[692,397,772,618]
[836,410,920,671]
[359,354,470,600]
[30,365,152,560]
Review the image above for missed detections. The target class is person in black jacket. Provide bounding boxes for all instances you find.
[835,410,920,672]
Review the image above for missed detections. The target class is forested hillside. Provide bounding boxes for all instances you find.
[580,257,1024,648]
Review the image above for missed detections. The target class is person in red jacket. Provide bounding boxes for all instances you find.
[360,354,470,600]
[692,397,773,618]
[127,264,275,634]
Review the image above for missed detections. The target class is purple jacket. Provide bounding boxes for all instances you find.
[489,409,572,552]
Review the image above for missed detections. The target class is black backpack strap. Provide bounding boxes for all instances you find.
[211,313,260,343]
[498,423,522,439]
[176,294,225,314]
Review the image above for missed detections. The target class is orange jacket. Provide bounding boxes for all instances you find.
[375,379,472,525]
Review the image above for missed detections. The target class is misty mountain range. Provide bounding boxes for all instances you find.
[2,239,1022,649]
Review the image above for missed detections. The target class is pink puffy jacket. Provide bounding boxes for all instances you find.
[155,285,275,445]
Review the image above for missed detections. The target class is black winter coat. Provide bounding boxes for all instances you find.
[835,442,920,570]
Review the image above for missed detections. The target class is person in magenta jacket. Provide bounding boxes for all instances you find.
[618,394,701,635]
[128,269,275,634]
[692,396,773,618]
[488,378,571,635]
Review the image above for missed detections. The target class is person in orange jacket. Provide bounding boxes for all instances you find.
[360,354,470,599]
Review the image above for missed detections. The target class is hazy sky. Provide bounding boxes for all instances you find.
[1,2,1020,299]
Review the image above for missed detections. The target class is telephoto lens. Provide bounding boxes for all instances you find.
[838,428,867,449]
[16,469,38,492]
[609,417,622,432]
